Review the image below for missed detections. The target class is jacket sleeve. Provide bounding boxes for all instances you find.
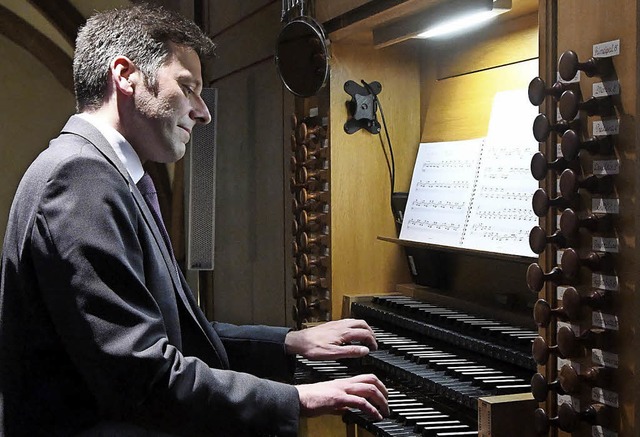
[213,322,296,381]
[31,154,299,436]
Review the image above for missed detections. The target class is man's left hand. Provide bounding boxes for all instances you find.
[285,318,378,360]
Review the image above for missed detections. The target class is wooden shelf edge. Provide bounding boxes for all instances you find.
[376,235,537,264]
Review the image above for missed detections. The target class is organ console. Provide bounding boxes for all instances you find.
[297,293,537,436]
[283,1,635,436]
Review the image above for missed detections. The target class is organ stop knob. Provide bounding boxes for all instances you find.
[561,129,614,161]
[530,151,573,181]
[533,113,575,142]
[558,90,613,121]
[527,263,567,293]
[558,49,614,81]
[529,226,568,254]
[532,188,572,218]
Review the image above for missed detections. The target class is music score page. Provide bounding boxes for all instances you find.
[399,89,539,257]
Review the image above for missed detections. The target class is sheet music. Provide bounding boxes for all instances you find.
[399,138,483,247]
[399,89,538,257]
[463,89,539,257]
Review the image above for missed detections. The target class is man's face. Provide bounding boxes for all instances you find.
[131,43,211,163]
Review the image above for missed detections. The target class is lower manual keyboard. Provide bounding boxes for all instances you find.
[295,357,479,437]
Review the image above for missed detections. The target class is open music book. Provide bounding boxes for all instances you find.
[399,89,539,257]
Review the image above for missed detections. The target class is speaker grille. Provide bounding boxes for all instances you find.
[187,88,217,270]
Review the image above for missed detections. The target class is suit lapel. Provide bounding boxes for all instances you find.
[60,116,223,362]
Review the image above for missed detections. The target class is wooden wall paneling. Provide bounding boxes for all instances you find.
[433,12,538,80]
[421,10,539,141]
[415,12,539,319]
[553,2,638,436]
[328,41,418,318]
[537,0,558,428]
[422,58,538,142]
[283,86,297,328]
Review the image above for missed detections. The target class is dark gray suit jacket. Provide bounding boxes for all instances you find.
[0,116,299,436]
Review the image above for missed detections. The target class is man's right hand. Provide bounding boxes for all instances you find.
[295,373,389,420]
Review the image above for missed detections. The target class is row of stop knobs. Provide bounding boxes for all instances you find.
[526,49,618,435]
[290,113,331,326]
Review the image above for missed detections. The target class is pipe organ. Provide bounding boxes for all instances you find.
[283,1,639,436]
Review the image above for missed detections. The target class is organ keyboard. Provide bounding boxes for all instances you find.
[295,294,538,436]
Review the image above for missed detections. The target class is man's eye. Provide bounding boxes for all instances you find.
[183,85,193,95]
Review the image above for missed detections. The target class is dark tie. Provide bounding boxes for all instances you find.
[136,172,176,259]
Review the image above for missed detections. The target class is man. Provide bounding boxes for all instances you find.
[0,4,388,436]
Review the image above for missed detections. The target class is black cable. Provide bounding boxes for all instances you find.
[361,80,396,218]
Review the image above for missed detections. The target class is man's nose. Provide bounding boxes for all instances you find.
[192,95,212,125]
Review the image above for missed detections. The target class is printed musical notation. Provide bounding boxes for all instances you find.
[406,219,461,232]
[399,89,539,257]
[410,199,467,210]
[415,180,470,190]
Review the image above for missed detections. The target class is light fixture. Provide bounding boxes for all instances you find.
[372,0,512,48]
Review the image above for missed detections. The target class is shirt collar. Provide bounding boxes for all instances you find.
[76,112,145,184]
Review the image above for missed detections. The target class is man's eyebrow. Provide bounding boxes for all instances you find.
[178,74,203,90]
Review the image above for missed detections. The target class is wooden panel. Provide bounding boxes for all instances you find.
[328,42,418,318]
[421,58,538,142]
[299,415,347,437]
[549,2,638,436]
[433,12,538,79]
[420,8,538,141]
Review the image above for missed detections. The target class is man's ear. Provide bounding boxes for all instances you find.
[111,56,137,96]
